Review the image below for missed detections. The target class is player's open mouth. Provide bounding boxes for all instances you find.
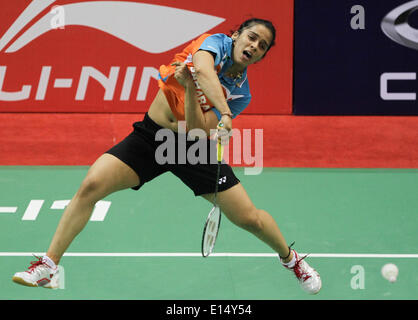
[242,50,252,61]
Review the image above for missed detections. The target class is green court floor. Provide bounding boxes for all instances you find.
[0,167,417,299]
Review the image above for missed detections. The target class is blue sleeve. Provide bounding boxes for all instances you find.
[211,96,252,120]
[198,34,228,67]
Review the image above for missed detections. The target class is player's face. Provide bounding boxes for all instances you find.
[231,24,273,67]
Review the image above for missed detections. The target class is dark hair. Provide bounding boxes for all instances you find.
[231,18,276,55]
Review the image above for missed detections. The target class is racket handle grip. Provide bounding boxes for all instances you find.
[217,140,224,163]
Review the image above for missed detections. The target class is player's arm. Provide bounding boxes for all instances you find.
[192,50,233,132]
[184,76,219,136]
[171,62,219,136]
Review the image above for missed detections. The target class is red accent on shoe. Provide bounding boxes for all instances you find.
[25,255,52,274]
[291,252,312,282]
[37,278,51,286]
[26,256,44,274]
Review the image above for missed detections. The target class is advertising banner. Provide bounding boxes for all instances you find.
[294,0,418,115]
[0,0,293,114]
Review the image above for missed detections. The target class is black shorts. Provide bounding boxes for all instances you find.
[105,113,240,196]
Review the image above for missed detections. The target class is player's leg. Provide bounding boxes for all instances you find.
[201,182,322,294]
[201,183,292,260]
[12,153,140,288]
[46,153,140,265]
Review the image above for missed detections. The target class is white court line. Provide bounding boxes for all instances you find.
[21,200,44,220]
[0,207,17,213]
[1,252,418,258]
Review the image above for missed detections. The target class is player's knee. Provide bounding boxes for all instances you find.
[236,207,263,234]
[76,175,104,204]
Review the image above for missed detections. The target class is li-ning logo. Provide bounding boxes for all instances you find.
[381,0,418,51]
[0,0,224,54]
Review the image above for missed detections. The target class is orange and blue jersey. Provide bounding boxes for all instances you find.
[158,33,252,121]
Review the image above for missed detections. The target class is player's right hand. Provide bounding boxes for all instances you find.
[216,120,231,145]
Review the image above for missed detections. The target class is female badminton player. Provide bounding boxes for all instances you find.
[12,18,321,294]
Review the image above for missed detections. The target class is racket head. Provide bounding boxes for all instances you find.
[201,205,222,257]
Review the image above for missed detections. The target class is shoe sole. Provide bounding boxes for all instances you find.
[12,276,57,289]
[12,276,38,287]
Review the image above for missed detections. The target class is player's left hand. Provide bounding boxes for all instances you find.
[171,61,193,88]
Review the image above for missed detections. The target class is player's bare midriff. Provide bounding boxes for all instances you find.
[147,89,179,132]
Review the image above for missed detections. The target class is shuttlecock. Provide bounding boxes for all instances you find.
[381,263,398,283]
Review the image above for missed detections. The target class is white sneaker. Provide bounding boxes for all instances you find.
[281,250,322,294]
[12,255,59,289]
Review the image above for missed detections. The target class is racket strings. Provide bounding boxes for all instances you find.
[201,138,223,257]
